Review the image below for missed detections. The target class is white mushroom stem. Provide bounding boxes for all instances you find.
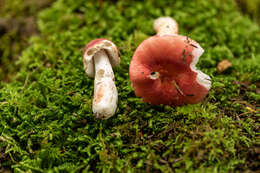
[93,50,118,119]
[153,17,178,36]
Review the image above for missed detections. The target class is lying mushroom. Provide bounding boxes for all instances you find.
[129,17,211,106]
[83,38,120,119]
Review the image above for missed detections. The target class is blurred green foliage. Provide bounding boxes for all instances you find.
[0,0,53,81]
[0,0,259,172]
[238,0,260,23]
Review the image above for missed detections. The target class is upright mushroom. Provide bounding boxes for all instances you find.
[129,17,211,106]
[83,38,120,119]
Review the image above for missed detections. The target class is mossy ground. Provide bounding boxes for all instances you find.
[0,0,259,172]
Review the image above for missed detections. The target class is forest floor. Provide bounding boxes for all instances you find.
[0,0,259,172]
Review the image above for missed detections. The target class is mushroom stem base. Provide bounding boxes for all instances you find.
[154,17,178,36]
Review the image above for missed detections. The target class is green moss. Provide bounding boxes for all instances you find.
[0,0,259,172]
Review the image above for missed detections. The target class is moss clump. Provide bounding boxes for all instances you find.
[0,0,259,172]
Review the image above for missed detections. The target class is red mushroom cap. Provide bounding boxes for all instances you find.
[83,38,120,78]
[129,35,211,106]
[84,38,106,53]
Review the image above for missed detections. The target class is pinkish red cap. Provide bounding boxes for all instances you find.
[129,35,211,106]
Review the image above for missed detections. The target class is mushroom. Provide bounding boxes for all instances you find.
[83,38,120,119]
[129,17,211,106]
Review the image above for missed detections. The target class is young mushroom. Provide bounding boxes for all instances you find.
[83,38,120,119]
[129,17,211,106]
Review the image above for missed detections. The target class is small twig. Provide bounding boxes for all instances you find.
[159,159,168,164]
[190,43,198,48]
[173,81,184,96]
[21,73,30,93]
[182,49,186,63]
[236,115,241,126]
[173,158,182,163]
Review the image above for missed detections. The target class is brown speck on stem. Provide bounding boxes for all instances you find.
[94,85,104,104]
[96,69,105,80]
